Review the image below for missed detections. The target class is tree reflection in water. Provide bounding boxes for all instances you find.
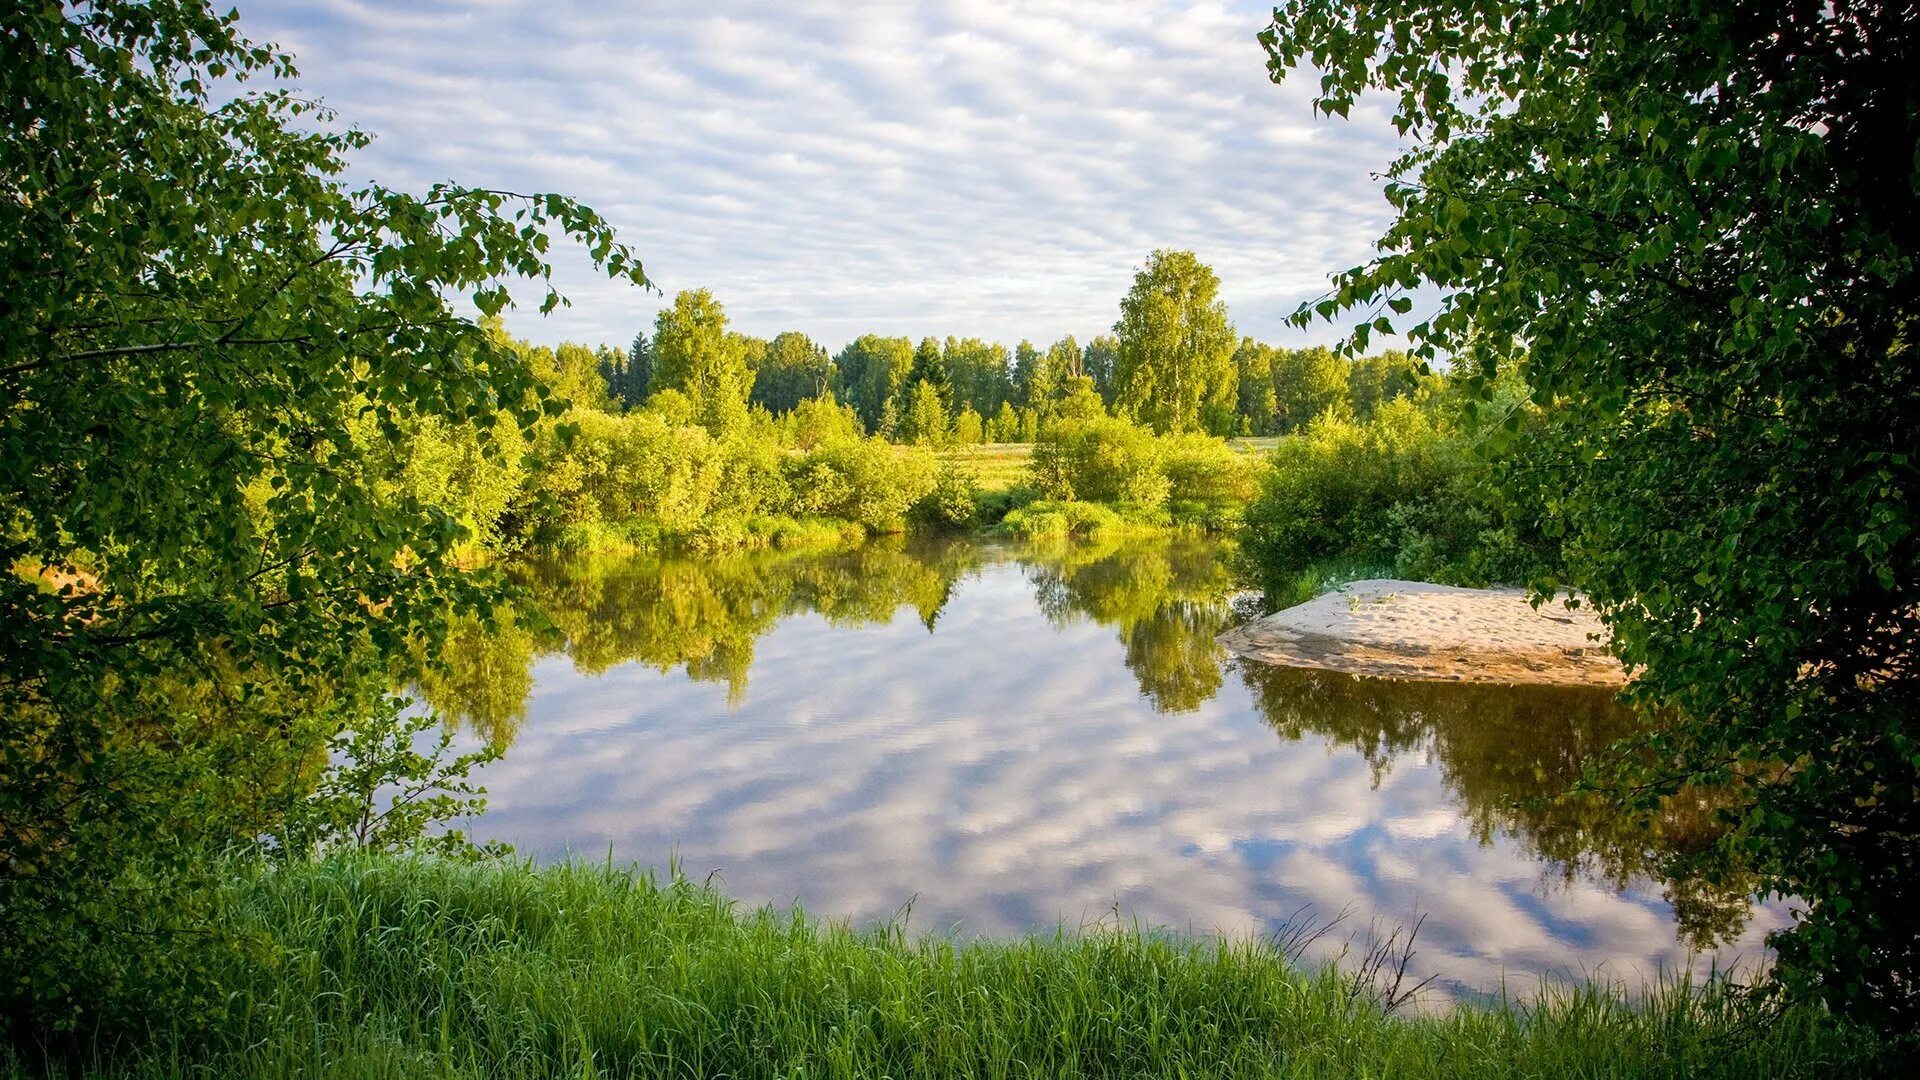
[1236,663,1758,948]
[414,534,1757,949]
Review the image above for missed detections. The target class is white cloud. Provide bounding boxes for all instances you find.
[246,0,1415,351]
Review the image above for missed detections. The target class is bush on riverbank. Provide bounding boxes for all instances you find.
[514,410,1260,554]
[1021,416,1259,535]
[998,498,1139,538]
[394,324,1274,557]
[1238,382,1559,607]
[4,854,1878,1079]
[495,403,940,553]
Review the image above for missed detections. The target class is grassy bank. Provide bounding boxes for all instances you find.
[10,855,1878,1078]
[545,512,873,557]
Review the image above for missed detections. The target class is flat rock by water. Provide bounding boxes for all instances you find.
[1220,579,1625,687]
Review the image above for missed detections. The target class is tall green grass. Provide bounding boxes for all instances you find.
[6,855,1880,1078]
[934,442,1035,494]
[936,438,1276,499]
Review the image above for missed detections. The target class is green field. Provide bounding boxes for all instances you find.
[935,442,1039,492]
[937,437,1279,494]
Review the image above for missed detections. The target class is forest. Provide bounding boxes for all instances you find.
[3,0,1914,1077]
[417,267,1543,602]
[419,269,1450,539]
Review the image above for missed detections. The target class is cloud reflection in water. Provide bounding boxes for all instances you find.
[430,537,1785,1000]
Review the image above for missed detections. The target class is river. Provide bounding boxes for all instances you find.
[420,533,1784,1002]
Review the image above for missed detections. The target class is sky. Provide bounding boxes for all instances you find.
[247,0,1412,353]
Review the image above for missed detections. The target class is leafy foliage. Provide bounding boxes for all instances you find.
[272,699,503,858]
[900,379,952,447]
[750,331,832,414]
[910,466,982,530]
[1030,416,1256,526]
[833,334,914,433]
[0,0,644,1032]
[1113,250,1238,433]
[649,289,754,434]
[1240,387,1555,602]
[1261,0,1920,1026]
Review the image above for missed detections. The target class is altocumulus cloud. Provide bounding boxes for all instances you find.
[251,0,1410,350]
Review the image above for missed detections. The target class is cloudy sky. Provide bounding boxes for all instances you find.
[249,1,1409,352]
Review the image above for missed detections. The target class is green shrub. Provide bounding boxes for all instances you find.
[1239,397,1556,601]
[1027,417,1262,531]
[1031,416,1166,508]
[1159,432,1256,504]
[712,434,792,519]
[518,401,1259,554]
[636,387,696,426]
[530,411,722,534]
[783,438,936,533]
[779,393,865,450]
[381,413,531,554]
[519,411,948,551]
[1000,499,1133,538]
[910,465,981,530]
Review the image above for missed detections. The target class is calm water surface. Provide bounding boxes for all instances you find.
[429,535,1784,1001]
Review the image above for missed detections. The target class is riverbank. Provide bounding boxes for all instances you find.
[537,506,1230,560]
[8,854,1876,1078]
[1221,579,1626,686]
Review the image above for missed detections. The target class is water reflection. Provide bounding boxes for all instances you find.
[1238,665,1758,949]
[420,536,1780,998]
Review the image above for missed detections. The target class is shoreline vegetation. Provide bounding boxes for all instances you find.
[11,0,1914,1072]
[413,308,1422,563]
[379,256,1503,567]
[3,856,1878,1079]
[423,301,1552,605]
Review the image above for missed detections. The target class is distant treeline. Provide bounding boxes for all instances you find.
[408,251,1516,563]
[583,252,1428,444]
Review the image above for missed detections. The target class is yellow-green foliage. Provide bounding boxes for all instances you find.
[539,410,728,529]
[786,438,936,532]
[339,408,532,557]
[1032,416,1166,507]
[999,499,1131,538]
[371,343,1265,559]
[1243,399,1463,578]
[910,464,981,530]
[1159,432,1258,504]
[523,406,936,548]
[951,405,985,445]
[1030,417,1257,520]
[778,394,866,450]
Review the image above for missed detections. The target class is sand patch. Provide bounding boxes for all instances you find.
[1220,579,1625,687]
